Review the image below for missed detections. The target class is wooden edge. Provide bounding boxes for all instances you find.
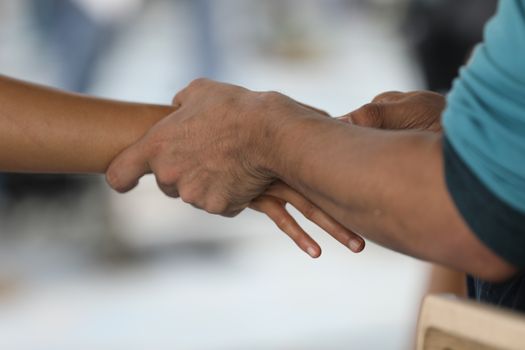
[416,294,525,350]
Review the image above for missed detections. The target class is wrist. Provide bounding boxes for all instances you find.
[254,97,327,182]
[247,92,287,178]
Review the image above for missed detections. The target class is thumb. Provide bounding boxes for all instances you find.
[339,103,384,128]
[106,141,151,193]
[340,102,410,130]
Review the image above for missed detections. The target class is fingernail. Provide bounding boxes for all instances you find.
[306,246,318,258]
[349,239,362,252]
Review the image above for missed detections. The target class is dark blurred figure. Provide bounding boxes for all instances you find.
[404,0,498,92]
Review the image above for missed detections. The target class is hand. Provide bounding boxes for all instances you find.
[106,79,364,257]
[106,79,274,215]
[106,79,323,216]
[250,181,365,258]
[340,90,445,132]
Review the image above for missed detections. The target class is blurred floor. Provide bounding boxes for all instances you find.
[0,0,429,349]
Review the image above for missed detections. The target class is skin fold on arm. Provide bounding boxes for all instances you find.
[0,75,365,257]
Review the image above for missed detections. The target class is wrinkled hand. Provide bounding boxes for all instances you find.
[340,90,445,132]
[106,79,285,216]
[106,78,364,257]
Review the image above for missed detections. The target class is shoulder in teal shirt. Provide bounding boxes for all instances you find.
[443,0,525,213]
[442,0,525,312]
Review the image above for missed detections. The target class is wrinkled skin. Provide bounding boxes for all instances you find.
[106,79,365,257]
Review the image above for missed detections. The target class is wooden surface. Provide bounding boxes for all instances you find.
[424,328,500,350]
[417,294,525,350]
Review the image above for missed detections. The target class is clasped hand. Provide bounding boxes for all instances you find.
[106,79,365,258]
[105,79,443,258]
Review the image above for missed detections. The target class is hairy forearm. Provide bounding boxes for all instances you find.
[267,115,515,280]
[0,75,174,173]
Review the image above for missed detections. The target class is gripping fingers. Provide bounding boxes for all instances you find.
[106,141,151,193]
[250,196,322,258]
[266,182,365,253]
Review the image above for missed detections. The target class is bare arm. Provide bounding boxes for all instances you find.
[265,112,515,281]
[345,91,468,297]
[0,75,364,257]
[106,79,515,281]
[0,74,174,173]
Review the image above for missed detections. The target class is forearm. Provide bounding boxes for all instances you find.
[267,116,515,280]
[0,75,174,173]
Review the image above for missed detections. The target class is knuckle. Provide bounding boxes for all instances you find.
[302,203,317,221]
[360,103,383,126]
[362,102,380,117]
[155,167,178,188]
[372,91,400,103]
[188,77,209,89]
[348,111,367,126]
[157,185,179,199]
[204,198,229,215]
[224,208,243,218]
[179,187,199,205]
[276,216,292,231]
[261,90,285,104]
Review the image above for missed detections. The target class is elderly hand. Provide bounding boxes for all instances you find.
[106,78,364,257]
[107,79,284,215]
[340,90,445,132]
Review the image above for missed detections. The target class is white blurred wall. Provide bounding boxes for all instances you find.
[0,1,430,349]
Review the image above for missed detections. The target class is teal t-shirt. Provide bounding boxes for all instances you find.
[443,0,525,214]
[442,0,525,312]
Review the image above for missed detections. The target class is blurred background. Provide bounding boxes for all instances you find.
[0,0,497,349]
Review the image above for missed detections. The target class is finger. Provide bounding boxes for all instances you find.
[150,158,181,199]
[339,103,383,128]
[338,92,406,126]
[155,179,180,198]
[265,183,365,253]
[341,101,413,130]
[250,196,322,258]
[106,141,151,193]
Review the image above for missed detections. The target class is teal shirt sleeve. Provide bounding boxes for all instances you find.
[443,0,525,267]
